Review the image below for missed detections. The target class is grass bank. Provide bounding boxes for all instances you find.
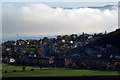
[2,63,120,78]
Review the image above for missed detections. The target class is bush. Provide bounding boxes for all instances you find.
[5,71,7,73]
[31,69,34,71]
[22,66,25,70]
[40,66,42,70]
[22,66,26,71]
[13,70,17,72]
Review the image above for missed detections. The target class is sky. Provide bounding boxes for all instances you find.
[1,2,119,43]
[1,0,120,2]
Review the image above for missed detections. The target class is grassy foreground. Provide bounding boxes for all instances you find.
[2,63,120,78]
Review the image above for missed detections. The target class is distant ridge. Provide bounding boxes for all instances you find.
[52,5,117,10]
[88,5,117,10]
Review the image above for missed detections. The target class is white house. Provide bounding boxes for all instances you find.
[10,58,15,63]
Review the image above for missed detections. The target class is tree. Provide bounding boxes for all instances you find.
[99,33,104,36]
[105,31,107,35]
[7,51,12,56]
[70,34,77,41]
[2,50,8,57]
[84,33,88,36]
[63,35,69,40]
[43,37,49,43]
[114,62,120,70]
[81,61,87,68]
[34,46,41,56]
[22,66,26,71]
[4,57,9,63]
[82,32,85,36]
[57,35,63,40]
[63,46,69,55]
[94,33,97,36]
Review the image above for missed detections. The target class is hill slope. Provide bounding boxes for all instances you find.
[90,29,120,47]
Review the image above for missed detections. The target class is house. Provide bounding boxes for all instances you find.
[10,58,15,63]
[70,41,73,44]
[13,42,17,45]
[27,42,29,45]
[88,35,93,39]
[64,58,72,66]
[6,48,10,51]
[62,39,65,43]
[115,56,120,59]
[49,57,54,64]
[97,55,102,58]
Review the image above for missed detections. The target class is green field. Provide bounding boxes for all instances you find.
[2,63,120,78]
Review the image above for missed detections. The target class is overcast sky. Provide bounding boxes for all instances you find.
[1,0,120,2]
[1,2,118,43]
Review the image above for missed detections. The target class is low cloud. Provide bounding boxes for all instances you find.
[2,3,118,41]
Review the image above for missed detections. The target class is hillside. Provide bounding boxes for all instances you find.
[90,29,120,47]
[2,29,120,70]
[69,29,120,70]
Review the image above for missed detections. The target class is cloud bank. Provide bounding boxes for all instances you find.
[2,3,118,41]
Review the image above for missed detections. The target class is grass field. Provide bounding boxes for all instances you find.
[2,63,120,78]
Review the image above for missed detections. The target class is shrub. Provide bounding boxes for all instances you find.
[22,66,25,70]
[40,66,42,70]
[31,69,34,71]
[13,70,17,72]
[22,66,26,71]
[5,71,7,73]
